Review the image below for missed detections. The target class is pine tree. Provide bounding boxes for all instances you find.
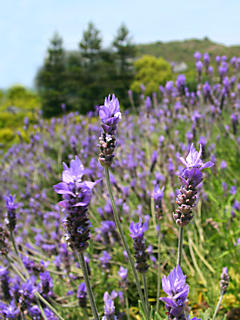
[112,24,136,107]
[78,22,105,113]
[35,33,67,117]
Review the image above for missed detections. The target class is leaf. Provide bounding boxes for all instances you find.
[138,300,147,320]
[153,311,162,320]
[201,309,211,320]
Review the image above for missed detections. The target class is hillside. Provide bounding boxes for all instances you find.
[135,37,240,63]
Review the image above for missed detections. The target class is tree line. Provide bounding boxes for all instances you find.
[35,23,136,117]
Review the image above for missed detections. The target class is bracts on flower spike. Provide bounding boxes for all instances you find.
[174,144,214,226]
[0,225,9,256]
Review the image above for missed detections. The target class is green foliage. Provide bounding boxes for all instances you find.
[0,128,14,143]
[0,85,40,111]
[131,55,172,96]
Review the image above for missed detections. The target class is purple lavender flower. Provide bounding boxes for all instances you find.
[220,267,229,295]
[194,51,201,61]
[176,75,186,96]
[4,195,17,231]
[39,271,53,297]
[216,56,221,64]
[231,113,238,135]
[118,266,128,290]
[99,251,111,272]
[165,81,174,94]
[44,308,59,320]
[129,218,149,273]
[77,282,87,308]
[53,156,98,252]
[2,301,20,319]
[102,291,116,320]
[179,144,213,170]
[196,61,203,76]
[160,265,189,319]
[220,160,227,170]
[118,266,128,281]
[99,94,121,134]
[174,145,214,226]
[145,96,152,112]
[153,185,165,220]
[98,95,121,167]
[203,53,210,68]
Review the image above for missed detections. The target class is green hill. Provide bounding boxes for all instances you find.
[135,37,240,63]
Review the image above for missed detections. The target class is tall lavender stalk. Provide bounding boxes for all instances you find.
[212,267,229,320]
[98,94,148,318]
[153,185,164,312]
[174,144,214,266]
[54,156,100,320]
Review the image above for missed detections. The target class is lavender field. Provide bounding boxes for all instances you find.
[0,53,240,320]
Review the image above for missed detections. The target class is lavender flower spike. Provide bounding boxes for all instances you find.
[99,94,122,167]
[53,156,98,252]
[220,267,229,295]
[129,218,149,273]
[174,145,214,226]
[102,292,117,320]
[4,195,18,232]
[77,282,87,308]
[160,265,189,320]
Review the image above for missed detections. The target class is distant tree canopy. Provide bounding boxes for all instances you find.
[35,33,67,117]
[0,85,40,111]
[131,55,172,96]
[35,23,136,117]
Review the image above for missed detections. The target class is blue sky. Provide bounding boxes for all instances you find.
[0,0,239,88]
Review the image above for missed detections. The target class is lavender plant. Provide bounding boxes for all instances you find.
[54,156,100,319]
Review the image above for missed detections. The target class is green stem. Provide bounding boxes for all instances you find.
[35,292,65,320]
[156,226,161,312]
[77,252,100,320]
[125,291,131,320]
[104,167,148,318]
[177,226,184,266]
[142,273,149,318]
[37,298,48,320]
[6,256,26,282]
[212,294,223,320]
